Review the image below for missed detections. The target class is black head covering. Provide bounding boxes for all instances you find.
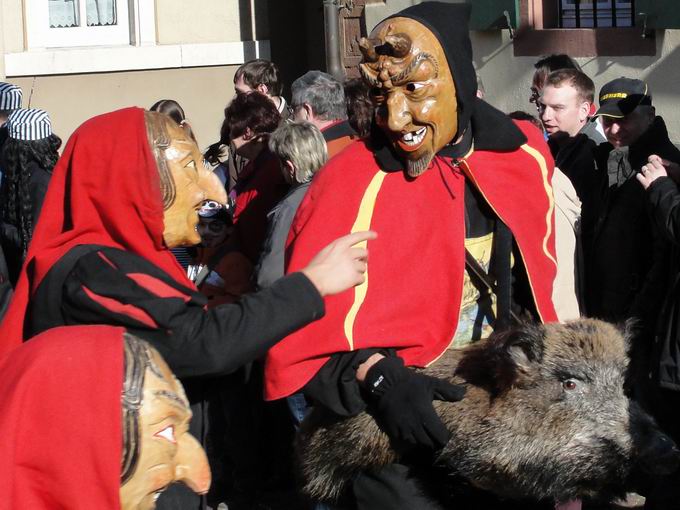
[387,2,477,141]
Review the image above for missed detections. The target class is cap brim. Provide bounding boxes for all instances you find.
[593,103,625,119]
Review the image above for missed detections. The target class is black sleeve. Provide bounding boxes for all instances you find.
[303,348,394,417]
[629,221,670,327]
[62,248,324,379]
[647,176,680,246]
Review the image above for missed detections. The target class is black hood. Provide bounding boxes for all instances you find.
[387,2,477,141]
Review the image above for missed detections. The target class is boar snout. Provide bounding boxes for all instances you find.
[630,403,680,475]
[637,430,680,475]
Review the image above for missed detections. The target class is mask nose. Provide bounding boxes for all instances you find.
[385,92,411,133]
[198,164,227,205]
[173,432,211,494]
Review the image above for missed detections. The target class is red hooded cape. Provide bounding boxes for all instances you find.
[264,120,559,399]
[0,108,191,356]
[0,325,124,509]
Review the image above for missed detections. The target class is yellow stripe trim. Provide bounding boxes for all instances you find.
[343,170,387,350]
[519,143,557,267]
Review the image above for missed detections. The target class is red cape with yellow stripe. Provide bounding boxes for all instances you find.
[264,119,558,400]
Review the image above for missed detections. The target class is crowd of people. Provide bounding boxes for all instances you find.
[2,2,680,509]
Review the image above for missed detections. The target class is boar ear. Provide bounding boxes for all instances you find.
[505,322,546,372]
[618,318,638,352]
[455,323,545,395]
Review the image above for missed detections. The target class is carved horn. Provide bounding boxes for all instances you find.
[384,33,411,58]
[358,37,378,62]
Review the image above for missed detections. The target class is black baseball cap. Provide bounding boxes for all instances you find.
[593,77,652,118]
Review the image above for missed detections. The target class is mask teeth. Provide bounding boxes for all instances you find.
[402,127,426,146]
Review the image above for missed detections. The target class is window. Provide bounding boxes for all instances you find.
[558,0,634,28]
[512,0,653,57]
[25,0,154,49]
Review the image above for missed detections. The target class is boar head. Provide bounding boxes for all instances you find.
[297,319,679,504]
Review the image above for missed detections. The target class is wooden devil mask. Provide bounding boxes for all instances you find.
[120,334,211,509]
[360,4,477,177]
[144,112,227,248]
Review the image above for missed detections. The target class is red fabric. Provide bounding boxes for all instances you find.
[0,108,192,356]
[0,325,124,509]
[233,150,289,263]
[128,273,193,302]
[82,285,159,328]
[264,121,559,400]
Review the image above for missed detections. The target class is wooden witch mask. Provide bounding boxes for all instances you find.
[145,112,227,248]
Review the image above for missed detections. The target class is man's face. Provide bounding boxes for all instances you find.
[539,83,590,137]
[159,119,227,248]
[197,217,231,248]
[234,75,271,100]
[601,108,654,148]
[234,75,254,97]
[360,17,458,177]
[119,348,210,510]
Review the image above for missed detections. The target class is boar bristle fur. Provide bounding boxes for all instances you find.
[296,319,676,504]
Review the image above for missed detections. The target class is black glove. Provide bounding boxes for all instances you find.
[364,356,466,451]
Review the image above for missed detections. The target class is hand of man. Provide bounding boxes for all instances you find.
[364,356,466,452]
[301,230,377,297]
[637,154,677,189]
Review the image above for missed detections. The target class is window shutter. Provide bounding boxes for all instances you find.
[637,0,680,29]
[468,0,519,30]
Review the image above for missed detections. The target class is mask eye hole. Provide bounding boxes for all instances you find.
[154,425,176,443]
[562,379,578,391]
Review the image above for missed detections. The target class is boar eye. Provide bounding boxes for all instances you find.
[562,379,578,391]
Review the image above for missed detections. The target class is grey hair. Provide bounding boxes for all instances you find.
[268,121,328,184]
[291,71,347,121]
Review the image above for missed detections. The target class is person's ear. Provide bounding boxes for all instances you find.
[243,127,254,141]
[303,104,314,121]
[579,101,591,122]
[256,83,269,96]
[285,159,296,180]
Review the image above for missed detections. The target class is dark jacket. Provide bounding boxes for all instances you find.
[322,120,357,158]
[646,176,680,391]
[584,116,680,327]
[255,181,311,290]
